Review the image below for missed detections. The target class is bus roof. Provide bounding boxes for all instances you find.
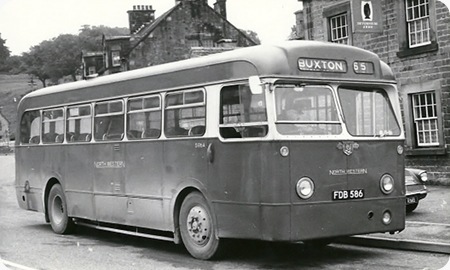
[19,40,395,111]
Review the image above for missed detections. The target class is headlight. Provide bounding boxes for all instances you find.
[380,174,394,194]
[419,172,428,182]
[296,177,314,199]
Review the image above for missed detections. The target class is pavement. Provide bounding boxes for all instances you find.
[338,185,450,254]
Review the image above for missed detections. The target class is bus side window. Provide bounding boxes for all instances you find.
[164,89,206,138]
[42,108,64,144]
[67,105,92,143]
[127,95,161,140]
[219,84,268,139]
[94,100,124,141]
[20,110,41,145]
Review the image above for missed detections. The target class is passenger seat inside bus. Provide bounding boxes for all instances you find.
[142,129,161,138]
[188,125,205,136]
[220,127,242,138]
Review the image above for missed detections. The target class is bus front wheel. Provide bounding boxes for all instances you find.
[179,192,221,260]
[48,183,74,234]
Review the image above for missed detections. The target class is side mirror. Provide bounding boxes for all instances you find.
[249,76,263,94]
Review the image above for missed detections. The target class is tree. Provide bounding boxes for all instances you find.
[5,56,25,74]
[79,25,129,51]
[0,34,11,72]
[241,29,261,45]
[48,34,82,81]
[20,26,129,86]
[22,44,51,87]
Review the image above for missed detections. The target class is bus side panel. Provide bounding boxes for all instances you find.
[164,139,208,230]
[15,146,45,212]
[92,143,127,224]
[208,141,263,239]
[65,144,95,220]
[124,141,165,230]
[259,142,292,241]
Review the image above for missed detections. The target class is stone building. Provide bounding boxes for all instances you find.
[296,0,450,184]
[84,0,257,76]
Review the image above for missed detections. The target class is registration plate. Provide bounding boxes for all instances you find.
[332,189,364,200]
[406,196,417,204]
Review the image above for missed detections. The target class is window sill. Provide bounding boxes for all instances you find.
[397,43,439,58]
[405,146,447,156]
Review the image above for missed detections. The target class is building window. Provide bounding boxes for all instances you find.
[406,0,431,48]
[88,66,96,75]
[402,81,445,155]
[330,13,349,44]
[397,0,438,58]
[202,40,214,47]
[187,39,200,48]
[323,2,352,45]
[411,92,438,146]
[112,51,121,67]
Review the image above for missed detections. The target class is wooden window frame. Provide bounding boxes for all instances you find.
[397,0,439,58]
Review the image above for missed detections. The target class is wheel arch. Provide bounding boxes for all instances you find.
[173,187,199,244]
[43,177,61,223]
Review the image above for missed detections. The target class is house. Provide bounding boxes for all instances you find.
[296,0,450,184]
[83,0,257,77]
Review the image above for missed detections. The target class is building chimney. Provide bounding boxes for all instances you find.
[214,0,227,19]
[127,5,156,34]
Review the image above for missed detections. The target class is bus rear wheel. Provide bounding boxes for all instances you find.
[179,192,221,260]
[48,183,74,234]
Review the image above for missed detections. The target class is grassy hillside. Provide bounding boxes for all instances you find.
[0,74,42,138]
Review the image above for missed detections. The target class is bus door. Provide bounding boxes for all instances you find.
[92,100,127,223]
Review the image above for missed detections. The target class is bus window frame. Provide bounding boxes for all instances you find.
[66,104,93,143]
[94,99,125,142]
[337,86,402,137]
[272,84,343,137]
[41,107,65,144]
[164,88,206,138]
[126,94,162,140]
[20,109,42,145]
[218,83,269,140]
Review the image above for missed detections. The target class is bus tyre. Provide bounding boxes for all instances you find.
[406,203,418,213]
[48,184,74,234]
[179,192,221,260]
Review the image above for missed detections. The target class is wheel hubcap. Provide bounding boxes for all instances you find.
[186,206,210,245]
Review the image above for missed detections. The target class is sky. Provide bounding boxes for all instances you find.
[0,0,302,56]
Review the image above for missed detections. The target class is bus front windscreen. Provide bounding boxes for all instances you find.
[275,85,342,135]
[338,87,401,137]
